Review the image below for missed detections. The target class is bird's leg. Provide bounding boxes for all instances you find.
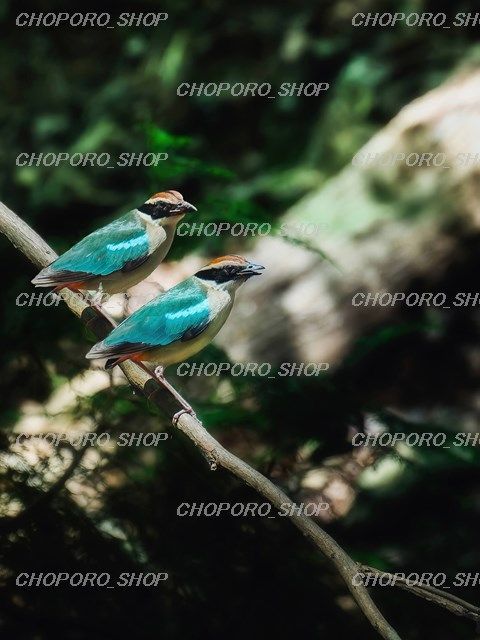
[90,302,118,327]
[153,365,197,425]
[57,284,115,326]
[82,284,118,327]
[132,361,196,424]
[118,360,208,460]
[90,282,118,327]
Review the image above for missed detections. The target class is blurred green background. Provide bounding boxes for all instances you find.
[1,0,480,638]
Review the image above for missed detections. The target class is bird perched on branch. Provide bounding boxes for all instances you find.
[32,190,196,295]
[86,255,264,421]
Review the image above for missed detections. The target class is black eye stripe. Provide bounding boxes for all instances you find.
[196,266,239,282]
[138,201,178,218]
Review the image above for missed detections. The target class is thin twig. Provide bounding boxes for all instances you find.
[358,565,480,623]
[0,198,475,639]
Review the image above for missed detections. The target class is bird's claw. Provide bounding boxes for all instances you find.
[172,408,196,427]
[154,366,164,378]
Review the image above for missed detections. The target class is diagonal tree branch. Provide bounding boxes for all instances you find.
[358,565,480,623]
[0,199,476,638]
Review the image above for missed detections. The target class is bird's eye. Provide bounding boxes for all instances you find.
[154,202,173,216]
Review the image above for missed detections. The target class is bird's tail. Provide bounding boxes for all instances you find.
[31,266,58,287]
[86,340,136,370]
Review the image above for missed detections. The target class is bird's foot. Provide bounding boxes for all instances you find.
[154,365,165,378]
[172,407,197,427]
[152,367,197,425]
[78,287,117,327]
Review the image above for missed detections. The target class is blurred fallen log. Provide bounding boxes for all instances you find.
[219,70,480,366]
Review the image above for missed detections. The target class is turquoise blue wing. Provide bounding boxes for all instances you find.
[87,279,211,358]
[32,213,151,285]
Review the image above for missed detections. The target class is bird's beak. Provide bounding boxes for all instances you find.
[181,201,197,213]
[240,262,265,277]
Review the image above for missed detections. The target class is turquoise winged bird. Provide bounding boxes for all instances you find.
[32,190,196,295]
[86,255,264,421]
